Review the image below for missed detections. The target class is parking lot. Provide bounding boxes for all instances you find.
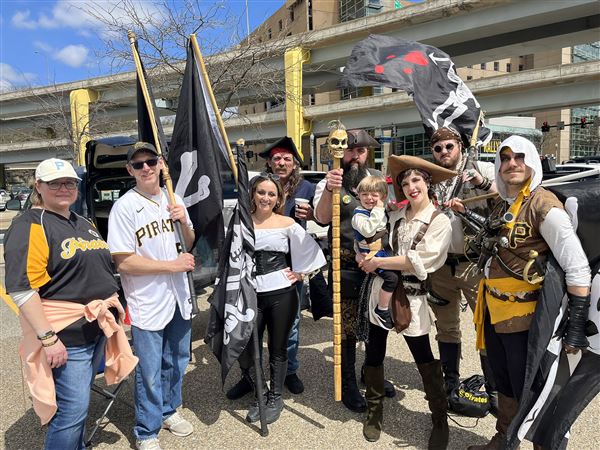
[0,209,598,450]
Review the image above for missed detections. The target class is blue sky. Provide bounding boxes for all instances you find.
[0,0,284,92]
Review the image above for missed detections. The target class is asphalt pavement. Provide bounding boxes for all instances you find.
[0,208,598,449]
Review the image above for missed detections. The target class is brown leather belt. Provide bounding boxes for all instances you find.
[485,286,539,303]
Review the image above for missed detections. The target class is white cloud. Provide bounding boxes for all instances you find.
[32,40,90,68]
[11,10,37,29]
[54,45,89,68]
[0,63,37,93]
[11,1,165,38]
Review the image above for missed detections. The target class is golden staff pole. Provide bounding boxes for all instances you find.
[128,30,199,315]
[190,34,238,184]
[331,153,342,402]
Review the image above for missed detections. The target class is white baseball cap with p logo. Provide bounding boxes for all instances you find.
[35,158,81,182]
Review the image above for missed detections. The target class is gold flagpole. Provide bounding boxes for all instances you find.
[330,133,343,402]
[128,30,199,315]
[190,34,238,184]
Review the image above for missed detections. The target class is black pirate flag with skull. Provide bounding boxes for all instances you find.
[205,149,257,384]
[340,34,492,146]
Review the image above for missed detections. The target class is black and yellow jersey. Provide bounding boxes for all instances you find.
[4,208,119,345]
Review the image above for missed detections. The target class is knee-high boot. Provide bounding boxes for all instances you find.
[417,360,449,450]
[226,367,254,400]
[467,393,519,450]
[245,366,268,423]
[363,365,385,442]
[264,360,287,424]
[342,338,367,413]
[438,342,461,396]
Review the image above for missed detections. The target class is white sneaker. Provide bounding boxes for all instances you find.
[135,438,162,450]
[162,411,193,437]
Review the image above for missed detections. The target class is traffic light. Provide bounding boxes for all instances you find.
[580,117,587,128]
[541,121,550,132]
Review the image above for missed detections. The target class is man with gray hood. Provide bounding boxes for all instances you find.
[451,135,592,450]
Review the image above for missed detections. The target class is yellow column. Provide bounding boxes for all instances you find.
[284,47,311,162]
[70,88,99,165]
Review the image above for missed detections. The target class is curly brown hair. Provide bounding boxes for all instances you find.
[250,174,285,215]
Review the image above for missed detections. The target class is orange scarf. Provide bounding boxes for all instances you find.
[18,295,138,425]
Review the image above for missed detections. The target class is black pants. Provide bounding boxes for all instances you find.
[484,313,529,399]
[240,286,299,368]
[365,323,435,366]
[378,269,399,293]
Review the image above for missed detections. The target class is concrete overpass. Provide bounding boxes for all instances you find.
[1,0,599,163]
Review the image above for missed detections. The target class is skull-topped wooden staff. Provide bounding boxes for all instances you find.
[328,120,349,402]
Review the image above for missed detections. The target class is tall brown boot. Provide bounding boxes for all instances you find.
[363,365,385,442]
[417,360,449,450]
[467,393,519,450]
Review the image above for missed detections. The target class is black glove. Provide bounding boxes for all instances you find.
[563,293,591,349]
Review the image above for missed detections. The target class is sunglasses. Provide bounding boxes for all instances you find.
[257,172,280,181]
[130,157,159,170]
[433,143,456,153]
[45,180,79,190]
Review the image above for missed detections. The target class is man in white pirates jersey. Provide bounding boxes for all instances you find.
[108,142,195,450]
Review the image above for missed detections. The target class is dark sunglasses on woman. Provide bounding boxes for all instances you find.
[258,172,281,181]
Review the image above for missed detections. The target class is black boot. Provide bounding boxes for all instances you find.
[246,367,268,423]
[361,364,396,398]
[418,360,449,450]
[363,365,385,442]
[264,360,287,424]
[342,338,367,413]
[226,367,254,400]
[439,342,461,396]
[480,354,498,417]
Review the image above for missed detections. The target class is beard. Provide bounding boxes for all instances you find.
[435,152,460,169]
[342,160,368,192]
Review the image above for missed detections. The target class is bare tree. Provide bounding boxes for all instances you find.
[0,81,123,161]
[83,0,310,118]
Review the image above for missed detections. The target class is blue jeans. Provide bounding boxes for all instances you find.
[45,336,105,450]
[131,305,191,441]
[286,283,303,375]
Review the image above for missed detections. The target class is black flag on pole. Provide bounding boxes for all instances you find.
[204,148,257,384]
[169,40,232,253]
[339,34,492,146]
[134,40,169,155]
[506,179,600,450]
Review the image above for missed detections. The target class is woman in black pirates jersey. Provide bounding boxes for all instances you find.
[241,173,326,425]
[4,158,136,450]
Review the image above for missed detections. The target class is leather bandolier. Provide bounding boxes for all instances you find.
[476,188,564,340]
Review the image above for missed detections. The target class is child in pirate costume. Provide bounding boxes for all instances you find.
[449,136,592,450]
[351,175,398,330]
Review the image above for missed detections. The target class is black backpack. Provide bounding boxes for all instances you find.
[449,374,490,418]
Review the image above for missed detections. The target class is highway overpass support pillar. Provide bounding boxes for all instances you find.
[284,47,312,163]
[70,88,99,165]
